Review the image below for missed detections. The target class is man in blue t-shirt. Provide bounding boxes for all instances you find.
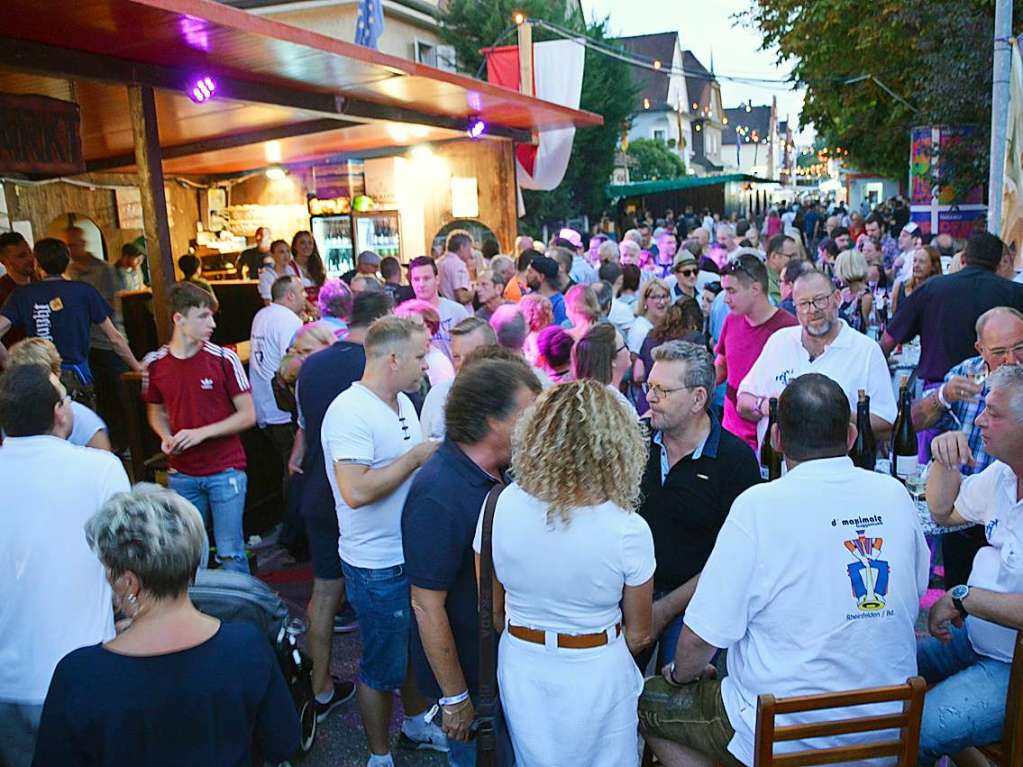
[402,357,540,766]
[0,239,140,407]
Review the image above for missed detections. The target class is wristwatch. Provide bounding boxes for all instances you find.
[950,584,970,617]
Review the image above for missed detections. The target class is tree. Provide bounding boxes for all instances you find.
[626,138,686,181]
[743,0,1023,193]
[438,1,637,232]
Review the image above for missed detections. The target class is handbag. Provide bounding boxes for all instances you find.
[475,482,507,767]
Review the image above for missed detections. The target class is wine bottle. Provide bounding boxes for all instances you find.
[760,397,782,481]
[890,376,918,482]
[850,389,876,471]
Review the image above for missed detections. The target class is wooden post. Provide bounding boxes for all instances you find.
[127,84,175,343]
[517,21,533,97]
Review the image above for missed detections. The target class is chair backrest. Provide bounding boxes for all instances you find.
[999,632,1023,766]
[753,676,926,766]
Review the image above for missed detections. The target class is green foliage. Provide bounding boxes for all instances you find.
[743,0,1023,192]
[626,138,686,181]
[438,3,638,233]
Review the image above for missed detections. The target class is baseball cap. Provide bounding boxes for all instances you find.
[901,223,922,237]
[558,228,583,249]
[530,255,559,280]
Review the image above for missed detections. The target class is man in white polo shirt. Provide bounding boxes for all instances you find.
[917,363,1023,764]
[249,275,305,462]
[640,373,928,766]
[0,364,130,767]
[409,256,469,363]
[321,316,445,767]
[736,269,896,450]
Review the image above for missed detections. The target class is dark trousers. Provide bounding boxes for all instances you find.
[941,526,988,589]
[260,422,307,557]
[89,347,128,451]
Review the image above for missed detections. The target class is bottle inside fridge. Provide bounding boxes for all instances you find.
[355,213,401,260]
[312,216,354,277]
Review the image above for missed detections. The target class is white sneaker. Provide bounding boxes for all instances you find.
[398,717,449,753]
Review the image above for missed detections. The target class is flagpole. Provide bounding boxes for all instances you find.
[988,0,1013,234]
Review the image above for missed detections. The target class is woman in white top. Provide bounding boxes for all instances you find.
[627,278,670,355]
[258,239,300,303]
[474,381,654,767]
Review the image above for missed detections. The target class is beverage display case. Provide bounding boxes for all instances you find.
[354,210,402,260]
[311,215,354,277]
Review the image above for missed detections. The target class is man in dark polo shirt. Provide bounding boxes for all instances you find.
[403,357,540,767]
[638,340,761,670]
[882,231,1023,385]
[0,231,36,349]
[293,291,392,721]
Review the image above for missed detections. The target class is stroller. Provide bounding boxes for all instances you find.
[189,569,318,763]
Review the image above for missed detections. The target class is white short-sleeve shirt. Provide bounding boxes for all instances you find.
[685,456,928,765]
[433,297,470,361]
[955,460,1023,663]
[321,383,422,569]
[249,303,302,426]
[738,320,898,448]
[473,483,655,633]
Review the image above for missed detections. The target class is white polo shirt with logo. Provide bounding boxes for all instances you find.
[685,456,929,765]
[738,320,897,448]
[249,302,302,427]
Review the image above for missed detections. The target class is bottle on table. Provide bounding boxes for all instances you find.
[890,375,918,482]
[850,388,876,471]
[760,397,783,481]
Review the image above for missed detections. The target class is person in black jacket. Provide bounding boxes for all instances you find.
[636,340,761,671]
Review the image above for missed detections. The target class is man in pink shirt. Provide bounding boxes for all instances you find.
[715,253,798,451]
[437,232,473,308]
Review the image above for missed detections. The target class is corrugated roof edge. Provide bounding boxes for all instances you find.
[606,173,778,198]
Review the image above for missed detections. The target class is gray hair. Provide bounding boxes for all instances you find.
[490,304,528,351]
[84,483,206,599]
[652,340,716,406]
[490,255,515,279]
[975,306,1023,338]
[481,267,506,289]
[987,363,1023,421]
[619,240,641,260]
[597,240,620,262]
[716,222,735,238]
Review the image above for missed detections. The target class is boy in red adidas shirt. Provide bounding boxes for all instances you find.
[143,283,255,572]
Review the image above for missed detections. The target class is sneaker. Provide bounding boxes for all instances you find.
[398,718,449,753]
[314,678,356,722]
[333,602,359,634]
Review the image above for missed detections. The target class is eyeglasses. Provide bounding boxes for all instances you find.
[642,382,694,399]
[794,293,835,313]
[986,340,1023,358]
[676,268,698,277]
[647,292,670,301]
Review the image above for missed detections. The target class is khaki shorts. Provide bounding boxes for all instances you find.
[639,676,745,767]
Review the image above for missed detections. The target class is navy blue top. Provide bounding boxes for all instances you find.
[1,279,111,366]
[296,341,366,522]
[32,622,299,767]
[885,266,1023,382]
[402,440,498,699]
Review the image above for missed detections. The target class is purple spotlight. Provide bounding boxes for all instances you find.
[467,117,486,139]
[188,76,217,104]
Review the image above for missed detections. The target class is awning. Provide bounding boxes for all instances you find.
[606,173,778,198]
[0,0,604,175]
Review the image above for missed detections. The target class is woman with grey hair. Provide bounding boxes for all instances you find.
[33,484,300,766]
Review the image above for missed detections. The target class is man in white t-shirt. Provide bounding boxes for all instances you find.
[409,255,469,363]
[437,233,473,307]
[0,364,130,766]
[918,363,1023,764]
[249,275,305,459]
[420,317,496,441]
[321,316,445,766]
[640,373,928,767]
[737,269,896,449]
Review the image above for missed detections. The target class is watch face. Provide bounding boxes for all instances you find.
[951,585,969,600]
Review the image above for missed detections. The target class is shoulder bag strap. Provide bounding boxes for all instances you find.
[475,482,506,765]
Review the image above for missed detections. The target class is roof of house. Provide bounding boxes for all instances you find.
[722,104,772,145]
[682,50,715,113]
[616,32,677,109]
[606,172,777,198]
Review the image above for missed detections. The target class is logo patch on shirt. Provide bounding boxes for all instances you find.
[48,297,64,312]
[200,378,214,390]
[844,530,890,613]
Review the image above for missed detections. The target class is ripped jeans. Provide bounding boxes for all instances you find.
[168,468,249,573]
[916,624,1011,765]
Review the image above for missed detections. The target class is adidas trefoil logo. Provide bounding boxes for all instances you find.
[200,378,214,390]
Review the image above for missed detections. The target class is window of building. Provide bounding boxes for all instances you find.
[653,129,666,142]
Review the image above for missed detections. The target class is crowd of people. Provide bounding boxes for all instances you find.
[3,202,1023,767]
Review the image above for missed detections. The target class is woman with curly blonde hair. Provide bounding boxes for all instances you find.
[518,292,554,365]
[474,380,654,767]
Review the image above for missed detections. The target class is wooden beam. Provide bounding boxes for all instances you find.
[86,117,359,172]
[127,84,175,344]
[8,38,531,143]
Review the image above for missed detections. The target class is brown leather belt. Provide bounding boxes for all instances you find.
[507,623,621,649]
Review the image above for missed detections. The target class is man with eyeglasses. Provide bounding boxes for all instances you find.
[715,254,797,452]
[764,234,798,306]
[909,306,1023,589]
[737,270,897,454]
[635,341,760,676]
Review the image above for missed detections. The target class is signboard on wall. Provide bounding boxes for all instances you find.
[909,126,986,238]
[0,93,84,176]
[115,188,144,229]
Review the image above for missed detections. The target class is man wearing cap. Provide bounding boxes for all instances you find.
[526,255,567,325]
[892,223,923,284]
[342,250,382,286]
[665,253,699,301]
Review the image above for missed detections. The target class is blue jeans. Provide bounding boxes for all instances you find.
[168,468,248,574]
[916,625,1011,765]
[0,701,43,767]
[340,561,410,691]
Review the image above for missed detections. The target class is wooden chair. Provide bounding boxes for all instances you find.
[954,632,1023,767]
[753,676,926,766]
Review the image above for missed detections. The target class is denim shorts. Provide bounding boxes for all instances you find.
[340,560,410,691]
